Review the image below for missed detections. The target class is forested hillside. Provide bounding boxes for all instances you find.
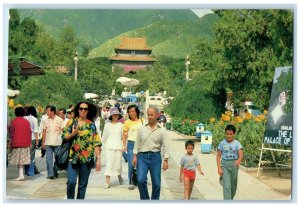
[18,9,199,47]
[88,13,219,59]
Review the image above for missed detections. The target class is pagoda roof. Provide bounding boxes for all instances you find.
[8,57,44,76]
[115,36,152,51]
[110,55,156,62]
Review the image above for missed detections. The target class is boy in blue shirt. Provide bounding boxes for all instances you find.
[216,124,243,200]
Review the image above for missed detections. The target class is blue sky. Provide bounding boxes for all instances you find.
[191,9,214,18]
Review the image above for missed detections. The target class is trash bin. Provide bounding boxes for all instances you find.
[195,123,205,140]
[201,130,212,153]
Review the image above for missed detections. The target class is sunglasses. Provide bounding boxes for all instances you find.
[79,107,89,111]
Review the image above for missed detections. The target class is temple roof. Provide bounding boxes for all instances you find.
[8,58,44,76]
[115,36,152,51]
[110,55,156,62]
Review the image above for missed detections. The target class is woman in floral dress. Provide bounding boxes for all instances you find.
[62,101,102,199]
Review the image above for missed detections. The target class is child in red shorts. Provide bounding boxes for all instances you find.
[179,140,204,200]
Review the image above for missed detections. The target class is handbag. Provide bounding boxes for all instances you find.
[131,166,138,186]
[54,140,72,170]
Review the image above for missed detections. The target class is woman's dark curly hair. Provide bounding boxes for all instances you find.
[74,101,97,121]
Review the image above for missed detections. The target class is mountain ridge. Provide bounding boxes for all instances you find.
[88,13,219,59]
[18,9,199,47]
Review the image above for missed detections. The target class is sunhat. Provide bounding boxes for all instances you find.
[109,107,122,120]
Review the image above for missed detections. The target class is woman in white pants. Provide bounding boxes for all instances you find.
[102,107,124,188]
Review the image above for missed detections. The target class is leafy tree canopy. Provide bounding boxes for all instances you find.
[15,70,83,108]
[213,9,293,110]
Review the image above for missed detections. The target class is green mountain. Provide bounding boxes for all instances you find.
[18,9,199,47]
[88,13,219,59]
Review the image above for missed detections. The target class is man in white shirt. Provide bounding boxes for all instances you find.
[58,108,69,127]
[41,106,65,179]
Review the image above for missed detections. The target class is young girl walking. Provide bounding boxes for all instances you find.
[179,140,204,200]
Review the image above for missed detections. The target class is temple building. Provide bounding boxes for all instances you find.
[109,36,156,73]
[8,57,44,76]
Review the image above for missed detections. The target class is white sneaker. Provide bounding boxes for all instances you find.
[104,183,110,189]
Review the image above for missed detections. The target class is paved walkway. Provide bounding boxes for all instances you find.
[5,130,291,201]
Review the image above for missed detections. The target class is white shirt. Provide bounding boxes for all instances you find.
[94,116,101,135]
[39,114,48,134]
[24,115,37,140]
[101,122,123,150]
[42,115,64,146]
[62,117,69,127]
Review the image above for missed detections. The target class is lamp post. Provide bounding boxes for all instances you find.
[74,52,78,81]
[185,55,190,81]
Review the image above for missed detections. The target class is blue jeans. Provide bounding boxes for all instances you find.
[122,152,128,162]
[66,161,92,199]
[127,141,135,184]
[45,145,58,177]
[137,151,162,200]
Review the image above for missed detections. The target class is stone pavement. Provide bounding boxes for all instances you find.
[5,130,291,201]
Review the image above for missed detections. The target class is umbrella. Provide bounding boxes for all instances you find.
[116,77,140,92]
[116,77,131,83]
[84,93,99,99]
[8,89,20,97]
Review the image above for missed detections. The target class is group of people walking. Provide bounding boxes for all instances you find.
[8,100,243,201]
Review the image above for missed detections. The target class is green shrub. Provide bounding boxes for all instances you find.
[205,111,291,167]
[171,117,198,136]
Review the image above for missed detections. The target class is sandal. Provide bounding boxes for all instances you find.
[14,177,25,181]
[104,183,110,189]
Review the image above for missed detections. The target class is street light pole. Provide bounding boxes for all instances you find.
[185,55,190,81]
[74,52,78,81]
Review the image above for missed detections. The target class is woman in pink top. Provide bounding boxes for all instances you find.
[9,107,32,181]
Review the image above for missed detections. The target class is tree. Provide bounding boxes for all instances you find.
[80,42,93,58]
[9,9,20,30]
[76,57,123,100]
[27,24,58,66]
[213,9,293,110]
[54,25,79,66]
[166,74,224,121]
[127,56,184,96]
[8,56,21,90]
[9,12,38,57]
[15,70,83,108]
